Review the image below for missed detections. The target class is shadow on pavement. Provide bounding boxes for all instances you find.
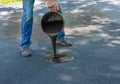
[0,0,120,84]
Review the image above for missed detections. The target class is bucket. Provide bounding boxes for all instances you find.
[41,12,64,36]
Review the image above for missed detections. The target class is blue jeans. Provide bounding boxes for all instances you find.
[20,0,65,47]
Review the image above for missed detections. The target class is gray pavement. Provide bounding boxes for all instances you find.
[0,0,120,84]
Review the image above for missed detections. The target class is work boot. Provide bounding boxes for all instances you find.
[56,39,72,47]
[21,46,32,57]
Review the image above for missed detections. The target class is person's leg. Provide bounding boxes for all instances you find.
[20,0,35,47]
[20,0,35,56]
[56,3,72,46]
[56,4,65,40]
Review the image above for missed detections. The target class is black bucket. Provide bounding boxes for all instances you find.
[41,12,74,63]
[41,12,64,36]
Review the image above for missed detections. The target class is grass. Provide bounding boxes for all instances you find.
[0,0,21,4]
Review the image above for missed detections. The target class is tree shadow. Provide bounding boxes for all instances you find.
[0,1,120,83]
[0,0,120,51]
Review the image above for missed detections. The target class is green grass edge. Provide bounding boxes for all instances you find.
[0,0,22,4]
